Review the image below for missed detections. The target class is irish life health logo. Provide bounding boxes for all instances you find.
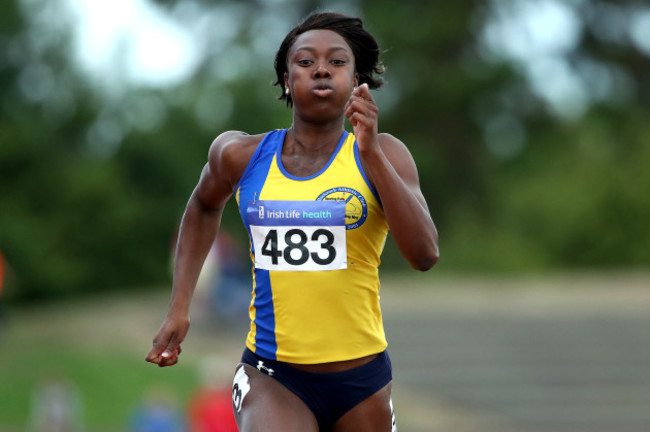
[316,187,367,230]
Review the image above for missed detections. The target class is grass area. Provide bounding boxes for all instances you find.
[1,271,649,431]
[0,345,197,429]
[0,288,243,431]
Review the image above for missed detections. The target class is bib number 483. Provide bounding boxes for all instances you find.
[251,225,346,271]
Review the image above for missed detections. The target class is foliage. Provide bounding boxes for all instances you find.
[1,0,649,300]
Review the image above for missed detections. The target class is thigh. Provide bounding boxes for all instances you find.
[332,382,395,432]
[232,363,319,432]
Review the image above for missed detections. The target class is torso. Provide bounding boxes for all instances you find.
[234,128,390,364]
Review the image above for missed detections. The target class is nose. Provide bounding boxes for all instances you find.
[313,64,331,79]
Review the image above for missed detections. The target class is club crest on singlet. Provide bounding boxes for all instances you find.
[316,187,368,230]
[247,200,347,271]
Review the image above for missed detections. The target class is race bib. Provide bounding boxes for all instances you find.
[247,200,347,271]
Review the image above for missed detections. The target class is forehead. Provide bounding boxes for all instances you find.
[289,29,353,55]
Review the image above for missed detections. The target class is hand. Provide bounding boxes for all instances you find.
[345,83,379,152]
[145,313,189,367]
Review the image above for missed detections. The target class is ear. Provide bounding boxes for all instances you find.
[354,73,359,88]
[284,72,289,92]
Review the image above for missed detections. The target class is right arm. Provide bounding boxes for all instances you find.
[145,131,258,367]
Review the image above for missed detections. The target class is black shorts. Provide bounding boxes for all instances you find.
[241,348,392,430]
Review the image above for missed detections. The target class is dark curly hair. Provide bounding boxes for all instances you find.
[273,11,385,107]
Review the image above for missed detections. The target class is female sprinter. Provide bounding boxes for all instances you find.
[146,11,439,432]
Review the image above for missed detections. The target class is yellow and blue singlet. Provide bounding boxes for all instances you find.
[235,129,389,364]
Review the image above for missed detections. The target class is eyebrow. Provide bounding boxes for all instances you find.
[293,46,351,54]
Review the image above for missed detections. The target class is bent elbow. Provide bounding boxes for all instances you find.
[410,247,439,272]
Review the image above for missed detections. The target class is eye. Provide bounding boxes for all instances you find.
[331,59,347,66]
[297,59,313,66]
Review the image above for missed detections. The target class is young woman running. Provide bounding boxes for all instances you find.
[146,11,439,432]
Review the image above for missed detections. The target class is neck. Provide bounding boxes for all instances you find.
[288,120,345,154]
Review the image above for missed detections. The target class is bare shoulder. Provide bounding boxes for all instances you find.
[209,130,265,161]
[208,130,266,187]
[377,132,415,163]
[375,132,422,188]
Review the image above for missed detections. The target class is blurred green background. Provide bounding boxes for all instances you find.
[1,0,649,431]
[2,0,649,299]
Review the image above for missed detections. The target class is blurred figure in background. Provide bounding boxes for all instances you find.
[129,385,186,432]
[188,355,238,432]
[205,231,250,326]
[177,230,250,329]
[29,374,84,432]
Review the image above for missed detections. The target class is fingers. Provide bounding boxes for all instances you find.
[145,314,190,367]
[352,82,373,101]
[157,347,181,367]
[346,84,378,130]
[346,83,376,112]
[146,343,182,367]
[346,83,373,109]
[145,331,184,367]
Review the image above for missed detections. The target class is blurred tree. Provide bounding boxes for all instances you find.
[455,0,650,270]
[1,0,649,301]
[360,0,650,271]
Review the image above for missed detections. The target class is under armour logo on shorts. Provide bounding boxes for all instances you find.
[257,360,275,376]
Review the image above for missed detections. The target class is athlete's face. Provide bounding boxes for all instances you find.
[284,30,359,121]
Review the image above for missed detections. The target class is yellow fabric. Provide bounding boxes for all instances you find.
[237,131,388,363]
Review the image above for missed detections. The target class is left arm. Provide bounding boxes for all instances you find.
[346,84,439,270]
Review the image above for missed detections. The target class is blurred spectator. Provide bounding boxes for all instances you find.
[129,385,186,432]
[175,230,250,328]
[207,232,250,325]
[188,355,238,432]
[30,374,84,432]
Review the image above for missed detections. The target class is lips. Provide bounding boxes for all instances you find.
[312,83,333,97]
